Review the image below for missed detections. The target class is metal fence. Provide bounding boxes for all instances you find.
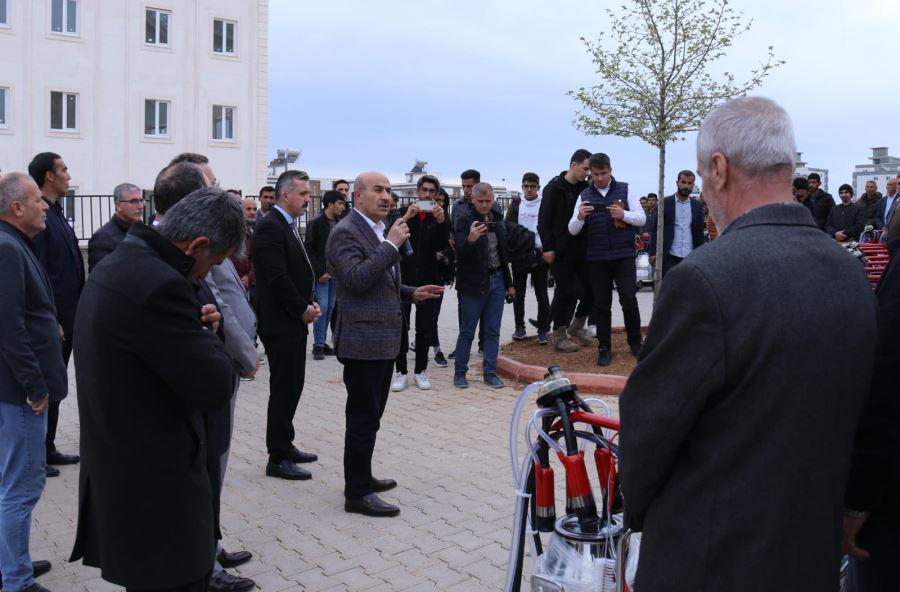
[68,193,517,245]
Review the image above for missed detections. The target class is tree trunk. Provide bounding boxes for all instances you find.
[653,143,666,301]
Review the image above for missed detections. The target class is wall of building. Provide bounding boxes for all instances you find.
[0,0,268,235]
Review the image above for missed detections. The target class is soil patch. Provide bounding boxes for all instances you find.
[500,328,639,377]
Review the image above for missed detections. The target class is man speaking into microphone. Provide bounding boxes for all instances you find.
[327,172,443,517]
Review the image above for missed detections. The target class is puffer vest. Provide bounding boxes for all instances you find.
[582,179,634,261]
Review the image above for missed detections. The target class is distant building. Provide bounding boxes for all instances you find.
[0,0,269,236]
[793,153,829,190]
[852,147,900,197]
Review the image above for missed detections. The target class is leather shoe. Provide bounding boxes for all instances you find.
[630,341,642,357]
[45,465,60,477]
[597,348,612,367]
[288,446,318,464]
[345,493,400,517]
[323,344,335,355]
[46,450,79,465]
[209,570,255,592]
[217,549,252,569]
[371,477,397,492]
[0,560,52,589]
[265,459,310,480]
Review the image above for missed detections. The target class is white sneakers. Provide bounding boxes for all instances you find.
[414,372,432,390]
[392,371,432,391]
[391,372,408,392]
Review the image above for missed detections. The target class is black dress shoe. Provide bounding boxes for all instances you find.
[287,446,318,464]
[46,450,79,465]
[630,341,642,357]
[45,465,60,477]
[597,348,612,367]
[217,549,252,569]
[371,477,397,492]
[265,459,311,480]
[209,570,256,592]
[345,493,400,517]
[323,344,335,355]
[312,345,325,360]
[0,560,52,589]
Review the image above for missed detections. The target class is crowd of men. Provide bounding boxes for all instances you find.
[3,94,900,592]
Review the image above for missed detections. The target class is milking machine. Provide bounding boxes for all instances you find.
[504,366,635,592]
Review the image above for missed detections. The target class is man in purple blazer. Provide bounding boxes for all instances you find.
[326,171,443,518]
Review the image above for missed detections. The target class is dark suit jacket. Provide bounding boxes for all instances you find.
[251,207,316,341]
[87,215,131,273]
[0,221,67,405]
[33,196,85,337]
[648,195,705,257]
[619,203,877,592]
[326,210,415,361]
[875,194,899,230]
[70,223,236,588]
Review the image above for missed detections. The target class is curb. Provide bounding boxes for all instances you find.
[496,355,627,395]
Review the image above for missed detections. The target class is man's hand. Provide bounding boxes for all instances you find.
[436,251,445,261]
[649,255,656,266]
[386,219,411,249]
[58,324,65,343]
[468,221,487,244]
[240,275,250,289]
[412,285,445,302]
[835,231,848,242]
[506,286,516,299]
[433,204,445,224]
[302,302,322,324]
[200,304,221,334]
[403,203,420,221]
[577,202,595,221]
[318,273,331,282]
[607,202,625,220]
[842,513,870,561]
[27,394,49,415]
[543,250,555,264]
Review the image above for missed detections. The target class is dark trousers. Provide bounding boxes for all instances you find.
[127,575,209,592]
[513,261,550,332]
[662,253,684,278]
[46,336,74,454]
[589,258,642,349]
[550,257,593,330]
[847,524,900,591]
[430,293,444,348]
[261,334,307,462]
[396,300,435,374]
[343,359,393,499]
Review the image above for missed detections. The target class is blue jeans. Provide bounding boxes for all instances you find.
[0,402,48,592]
[313,278,336,347]
[454,272,505,376]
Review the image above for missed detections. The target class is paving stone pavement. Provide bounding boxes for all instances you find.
[30,287,653,591]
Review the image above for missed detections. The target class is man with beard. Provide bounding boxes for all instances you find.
[649,171,706,277]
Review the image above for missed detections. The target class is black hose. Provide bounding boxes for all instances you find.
[556,398,578,454]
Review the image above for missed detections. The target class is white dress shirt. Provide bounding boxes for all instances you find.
[568,184,646,235]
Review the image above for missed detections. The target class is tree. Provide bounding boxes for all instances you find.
[568,0,783,294]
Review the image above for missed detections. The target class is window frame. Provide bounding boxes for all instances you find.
[50,0,79,36]
[0,86,8,128]
[49,90,79,133]
[212,18,236,56]
[0,0,9,28]
[144,7,171,47]
[143,98,170,138]
[211,104,235,142]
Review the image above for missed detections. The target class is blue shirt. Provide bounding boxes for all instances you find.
[671,197,693,258]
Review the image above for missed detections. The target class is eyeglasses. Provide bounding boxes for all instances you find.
[117,199,143,205]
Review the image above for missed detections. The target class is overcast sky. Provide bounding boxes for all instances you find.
[268,0,900,194]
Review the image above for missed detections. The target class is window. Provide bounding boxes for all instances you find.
[145,8,169,46]
[0,87,7,127]
[213,19,235,55]
[50,91,78,132]
[212,105,234,141]
[51,0,78,34]
[0,0,8,26]
[144,99,169,137]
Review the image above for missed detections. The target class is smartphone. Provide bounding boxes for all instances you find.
[484,221,497,231]
[415,199,435,212]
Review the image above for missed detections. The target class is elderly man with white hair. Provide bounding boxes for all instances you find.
[619,97,877,592]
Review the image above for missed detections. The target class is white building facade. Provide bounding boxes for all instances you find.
[0,0,268,203]
[852,147,900,198]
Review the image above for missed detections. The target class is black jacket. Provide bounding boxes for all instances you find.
[537,172,588,260]
[70,223,236,588]
[304,212,337,279]
[398,208,450,286]
[824,202,865,239]
[808,189,835,230]
[34,196,85,337]
[504,220,538,272]
[252,209,316,340]
[453,208,512,296]
[87,215,131,273]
